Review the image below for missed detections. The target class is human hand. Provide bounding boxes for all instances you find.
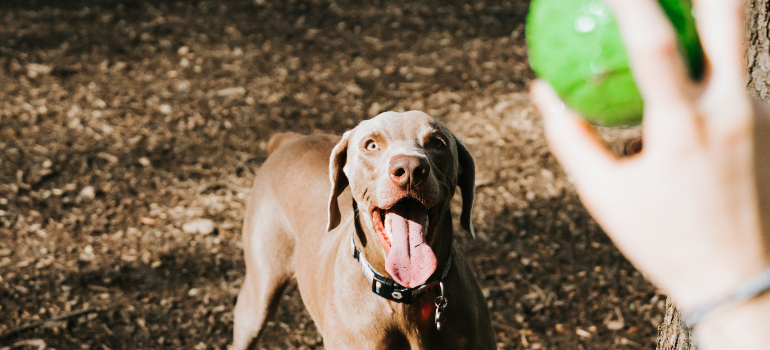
[531,0,769,313]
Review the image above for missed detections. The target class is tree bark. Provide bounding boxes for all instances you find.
[656,0,770,349]
[656,298,692,350]
[747,0,770,98]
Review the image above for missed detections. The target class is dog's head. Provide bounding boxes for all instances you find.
[326,111,475,288]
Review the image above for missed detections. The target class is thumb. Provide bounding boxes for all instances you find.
[531,81,618,191]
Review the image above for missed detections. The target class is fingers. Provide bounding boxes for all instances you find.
[693,0,745,91]
[532,81,617,189]
[693,0,753,131]
[606,0,700,151]
[606,0,694,106]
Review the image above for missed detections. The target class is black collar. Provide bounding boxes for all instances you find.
[351,236,452,304]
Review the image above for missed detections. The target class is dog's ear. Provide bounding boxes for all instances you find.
[327,131,352,232]
[455,136,476,238]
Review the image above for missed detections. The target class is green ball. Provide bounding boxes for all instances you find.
[526,0,705,126]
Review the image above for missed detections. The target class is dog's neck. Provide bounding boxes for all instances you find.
[353,204,454,282]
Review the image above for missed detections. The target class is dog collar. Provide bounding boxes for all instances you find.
[350,236,452,304]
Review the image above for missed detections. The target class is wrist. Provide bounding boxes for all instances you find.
[694,291,770,350]
[672,253,770,312]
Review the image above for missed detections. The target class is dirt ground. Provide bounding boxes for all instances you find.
[0,0,661,349]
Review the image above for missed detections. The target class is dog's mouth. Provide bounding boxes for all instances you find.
[370,198,438,288]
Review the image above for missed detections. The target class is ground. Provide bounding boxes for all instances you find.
[0,0,661,349]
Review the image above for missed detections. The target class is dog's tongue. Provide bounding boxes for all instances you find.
[384,202,437,288]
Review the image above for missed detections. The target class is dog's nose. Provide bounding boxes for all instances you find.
[389,155,430,188]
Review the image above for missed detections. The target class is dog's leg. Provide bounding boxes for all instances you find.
[231,270,290,350]
[231,197,295,350]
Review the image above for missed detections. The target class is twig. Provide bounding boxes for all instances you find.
[0,308,98,339]
[224,182,251,195]
[492,321,519,334]
[226,175,252,194]
[196,180,250,195]
[0,339,45,350]
[232,156,256,176]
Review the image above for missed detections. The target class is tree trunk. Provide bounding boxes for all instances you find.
[656,298,692,350]
[656,0,770,349]
[747,0,770,98]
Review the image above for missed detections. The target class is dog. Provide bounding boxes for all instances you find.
[231,111,495,349]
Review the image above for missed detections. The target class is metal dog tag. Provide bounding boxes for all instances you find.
[434,296,448,331]
[434,282,448,331]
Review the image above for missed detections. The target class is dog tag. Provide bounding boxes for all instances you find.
[434,296,448,331]
[434,282,448,331]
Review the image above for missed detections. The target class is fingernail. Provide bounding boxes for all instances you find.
[550,99,566,115]
[532,80,567,115]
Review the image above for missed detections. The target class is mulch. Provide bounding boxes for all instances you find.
[0,0,658,349]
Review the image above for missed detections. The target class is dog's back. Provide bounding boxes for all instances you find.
[266,132,301,155]
[246,133,343,241]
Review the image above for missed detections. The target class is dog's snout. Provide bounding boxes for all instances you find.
[389,155,430,188]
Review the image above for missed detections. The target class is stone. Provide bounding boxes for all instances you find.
[182,218,215,235]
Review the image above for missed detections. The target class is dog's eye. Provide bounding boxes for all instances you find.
[365,140,378,151]
[430,137,446,148]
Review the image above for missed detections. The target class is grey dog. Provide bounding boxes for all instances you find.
[231,111,495,349]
